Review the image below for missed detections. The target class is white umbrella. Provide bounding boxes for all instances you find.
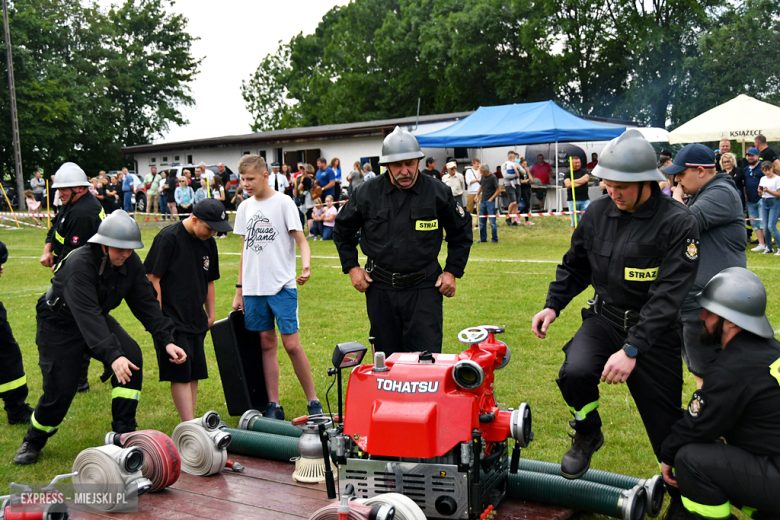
[668,94,780,145]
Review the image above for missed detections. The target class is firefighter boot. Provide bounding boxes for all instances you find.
[560,428,603,479]
[14,426,56,465]
[3,385,33,424]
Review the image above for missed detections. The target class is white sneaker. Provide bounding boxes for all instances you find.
[751,244,768,251]
[306,234,315,239]
[775,250,780,256]
[762,247,775,254]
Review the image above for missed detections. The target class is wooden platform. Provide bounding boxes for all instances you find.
[69,455,575,520]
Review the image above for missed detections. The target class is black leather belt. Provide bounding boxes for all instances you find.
[366,258,436,290]
[588,294,639,331]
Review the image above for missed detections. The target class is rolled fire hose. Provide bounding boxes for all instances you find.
[221,427,300,462]
[356,494,426,520]
[105,430,181,492]
[507,469,646,520]
[515,458,665,517]
[172,411,232,476]
[309,493,424,520]
[238,409,302,438]
[72,445,152,512]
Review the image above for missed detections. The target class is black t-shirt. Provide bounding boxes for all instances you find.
[480,173,499,201]
[143,221,220,335]
[423,168,441,181]
[106,181,120,210]
[302,176,313,191]
[759,147,778,165]
[566,168,590,201]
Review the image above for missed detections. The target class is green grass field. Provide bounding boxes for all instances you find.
[0,215,777,517]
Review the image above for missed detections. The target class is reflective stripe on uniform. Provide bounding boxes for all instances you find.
[770,356,780,387]
[54,231,64,244]
[54,249,79,273]
[681,496,731,519]
[0,374,26,394]
[31,412,58,433]
[569,400,599,420]
[111,387,140,401]
[99,207,106,220]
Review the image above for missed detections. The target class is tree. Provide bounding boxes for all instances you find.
[668,0,780,128]
[0,0,199,182]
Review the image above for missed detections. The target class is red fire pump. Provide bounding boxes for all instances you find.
[333,326,533,520]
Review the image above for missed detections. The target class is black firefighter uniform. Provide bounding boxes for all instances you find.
[24,243,176,448]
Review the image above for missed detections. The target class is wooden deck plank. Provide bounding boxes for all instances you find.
[67,455,575,520]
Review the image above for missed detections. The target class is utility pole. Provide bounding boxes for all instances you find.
[3,0,23,209]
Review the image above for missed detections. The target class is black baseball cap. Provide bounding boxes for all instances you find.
[192,199,233,233]
[426,157,436,165]
[662,143,716,175]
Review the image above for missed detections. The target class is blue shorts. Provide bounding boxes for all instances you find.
[243,288,299,335]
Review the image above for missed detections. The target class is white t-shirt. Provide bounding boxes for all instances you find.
[465,168,481,194]
[268,173,289,193]
[234,192,302,296]
[759,175,780,198]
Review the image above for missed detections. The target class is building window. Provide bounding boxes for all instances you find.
[174,155,180,162]
[243,151,251,156]
[259,150,266,160]
[150,157,156,164]
[187,155,193,164]
[454,147,469,159]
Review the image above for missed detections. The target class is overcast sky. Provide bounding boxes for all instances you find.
[99,0,350,144]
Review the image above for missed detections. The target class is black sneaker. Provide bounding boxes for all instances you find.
[263,402,285,420]
[13,441,42,465]
[307,400,323,416]
[7,403,33,425]
[560,429,604,479]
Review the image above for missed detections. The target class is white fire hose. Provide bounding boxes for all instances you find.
[172,411,232,476]
[72,445,152,512]
[308,491,425,520]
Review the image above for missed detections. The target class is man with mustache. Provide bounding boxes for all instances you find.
[334,127,473,355]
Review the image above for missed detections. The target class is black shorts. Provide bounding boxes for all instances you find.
[156,332,208,383]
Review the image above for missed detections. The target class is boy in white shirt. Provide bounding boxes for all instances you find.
[503,151,521,226]
[232,155,321,419]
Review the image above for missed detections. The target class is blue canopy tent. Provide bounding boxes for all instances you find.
[415,101,627,211]
[415,101,626,147]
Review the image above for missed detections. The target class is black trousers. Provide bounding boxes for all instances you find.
[25,313,144,448]
[557,308,683,458]
[520,185,532,220]
[675,443,780,518]
[365,285,443,355]
[0,301,28,412]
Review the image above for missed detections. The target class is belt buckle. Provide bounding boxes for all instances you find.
[392,272,402,289]
[623,309,638,330]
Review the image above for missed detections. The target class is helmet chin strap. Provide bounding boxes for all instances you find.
[634,181,645,208]
[99,245,109,275]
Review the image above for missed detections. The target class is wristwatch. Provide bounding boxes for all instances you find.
[622,344,639,358]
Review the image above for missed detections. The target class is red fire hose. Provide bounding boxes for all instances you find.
[106,429,180,492]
